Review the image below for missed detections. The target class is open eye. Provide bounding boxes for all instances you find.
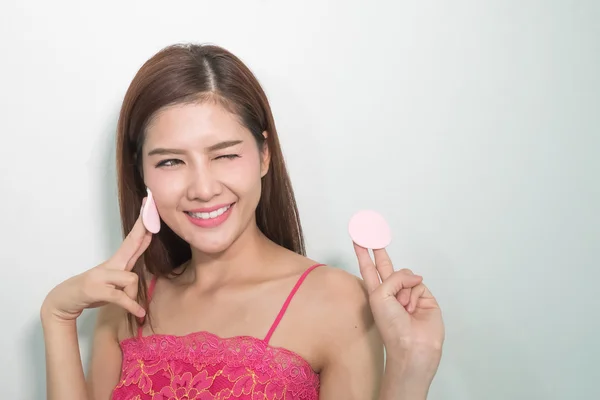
[156,159,183,168]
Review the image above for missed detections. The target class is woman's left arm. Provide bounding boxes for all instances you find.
[353,243,445,400]
[317,272,385,399]
[318,242,444,399]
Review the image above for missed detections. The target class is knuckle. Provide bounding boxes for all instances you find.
[399,268,414,275]
[378,259,394,270]
[128,272,139,285]
[107,290,121,302]
[81,271,101,293]
[390,270,405,279]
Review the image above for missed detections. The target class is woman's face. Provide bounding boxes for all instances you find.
[141,101,269,254]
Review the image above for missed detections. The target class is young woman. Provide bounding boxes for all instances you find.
[41,43,444,400]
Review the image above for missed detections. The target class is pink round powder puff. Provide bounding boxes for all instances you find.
[348,210,391,249]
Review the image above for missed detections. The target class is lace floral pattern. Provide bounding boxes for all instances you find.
[111,331,320,400]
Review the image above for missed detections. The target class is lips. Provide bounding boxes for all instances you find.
[186,203,233,219]
[184,203,235,228]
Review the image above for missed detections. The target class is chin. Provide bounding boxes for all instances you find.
[189,236,236,255]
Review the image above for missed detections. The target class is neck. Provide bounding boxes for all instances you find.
[186,220,278,287]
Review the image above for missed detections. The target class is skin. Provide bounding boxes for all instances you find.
[42,101,443,400]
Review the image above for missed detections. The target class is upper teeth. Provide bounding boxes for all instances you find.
[188,205,231,219]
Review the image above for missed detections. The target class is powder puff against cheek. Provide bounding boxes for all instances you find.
[141,188,161,234]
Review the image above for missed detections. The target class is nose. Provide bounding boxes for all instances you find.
[186,164,223,202]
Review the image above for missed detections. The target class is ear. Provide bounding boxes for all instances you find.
[260,131,270,178]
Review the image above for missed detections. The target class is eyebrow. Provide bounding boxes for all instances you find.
[147,140,243,156]
[207,140,243,152]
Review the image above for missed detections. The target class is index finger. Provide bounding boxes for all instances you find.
[109,207,152,270]
[353,242,381,294]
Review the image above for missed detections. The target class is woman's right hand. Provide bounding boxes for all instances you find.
[41,202,153,324]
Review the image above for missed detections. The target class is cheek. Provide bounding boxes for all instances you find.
[144,170,187,208]
[218,155,262,192]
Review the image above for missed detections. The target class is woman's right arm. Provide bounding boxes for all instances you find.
[41,306,89,399]
[41,205,153,400]
[86,304,128,399]
[41,303,125,400]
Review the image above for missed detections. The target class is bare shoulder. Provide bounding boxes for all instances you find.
[299,263,382,376]
[301,264,373,329]
[298,264,384,397]
[273,249,373,335]
[301,263,367,298]
[286,265,375,353]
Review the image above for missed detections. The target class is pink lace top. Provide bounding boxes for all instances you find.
[111,263,324,400]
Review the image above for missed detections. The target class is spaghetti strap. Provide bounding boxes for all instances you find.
[137,275,158,338]
[264,263,325,344]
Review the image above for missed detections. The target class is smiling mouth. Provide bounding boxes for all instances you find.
[185,203,234,220]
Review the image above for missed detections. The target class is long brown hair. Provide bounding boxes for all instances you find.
[115,43,305,333]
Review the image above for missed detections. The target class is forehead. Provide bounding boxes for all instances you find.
[144,101,249,145]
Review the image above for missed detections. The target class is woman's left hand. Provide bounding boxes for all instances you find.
[353,243,445,375]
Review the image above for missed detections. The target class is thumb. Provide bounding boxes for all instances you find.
[377,271,423,299]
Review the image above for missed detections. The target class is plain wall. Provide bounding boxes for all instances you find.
[0,1,598,399]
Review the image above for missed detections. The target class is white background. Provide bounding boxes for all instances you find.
[0,1,598,399]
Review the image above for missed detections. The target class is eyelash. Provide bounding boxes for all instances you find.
[155,159,181,168]
[155,155,240,168]
[216,154,240,160]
